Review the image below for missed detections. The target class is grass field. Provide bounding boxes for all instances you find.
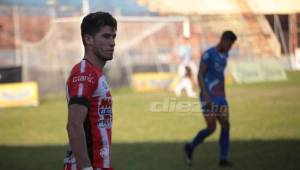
[0,71,300,170]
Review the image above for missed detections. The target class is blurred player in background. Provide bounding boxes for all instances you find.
[174,37,197,98]
[63,12,117,170]
[184,30,237,167]
[174,65,197,98]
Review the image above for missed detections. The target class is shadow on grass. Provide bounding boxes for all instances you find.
[0,140,299,170]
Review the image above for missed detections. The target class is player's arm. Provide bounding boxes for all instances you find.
[197,64,211,102]
[67,102,92,169]
[66,64,97,169]
[198,52,212,103]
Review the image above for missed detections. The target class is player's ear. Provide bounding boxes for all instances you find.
[84,34,94,46]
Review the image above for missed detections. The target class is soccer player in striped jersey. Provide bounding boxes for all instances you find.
[63,12,117,170]
[184,31,237,167]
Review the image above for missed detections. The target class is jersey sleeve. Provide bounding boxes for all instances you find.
[67,68,97,107]
[200,51,211,65]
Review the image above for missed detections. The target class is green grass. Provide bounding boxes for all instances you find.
[0,71,300,170]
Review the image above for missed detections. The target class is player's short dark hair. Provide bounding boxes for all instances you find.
[81,11,117,46]
[221,30,237,42]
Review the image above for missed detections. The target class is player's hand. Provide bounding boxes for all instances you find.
[203,92,212,103]
[203,93,212,111]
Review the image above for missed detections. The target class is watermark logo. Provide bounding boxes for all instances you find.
[149,97,200,113]
[149,97,228,115]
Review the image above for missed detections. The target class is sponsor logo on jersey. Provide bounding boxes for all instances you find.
[99,108,112,115]
[97,118,112,128]
[98,97,112,128]
[72,74,94,84]
[100,98,112,108]
[98,96,112,128]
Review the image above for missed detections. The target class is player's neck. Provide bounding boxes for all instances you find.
[216,44,225,53]
[84,50,106,70]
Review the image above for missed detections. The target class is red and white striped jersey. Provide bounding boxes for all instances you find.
[64,59,113,170]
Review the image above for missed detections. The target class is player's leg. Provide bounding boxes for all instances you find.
[184,111,217,166]
[189,112,217,148]
[216,104,232,167]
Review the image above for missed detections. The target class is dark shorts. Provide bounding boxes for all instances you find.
[200,96,228,114]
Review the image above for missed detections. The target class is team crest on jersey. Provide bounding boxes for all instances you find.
[100,147,109,158]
